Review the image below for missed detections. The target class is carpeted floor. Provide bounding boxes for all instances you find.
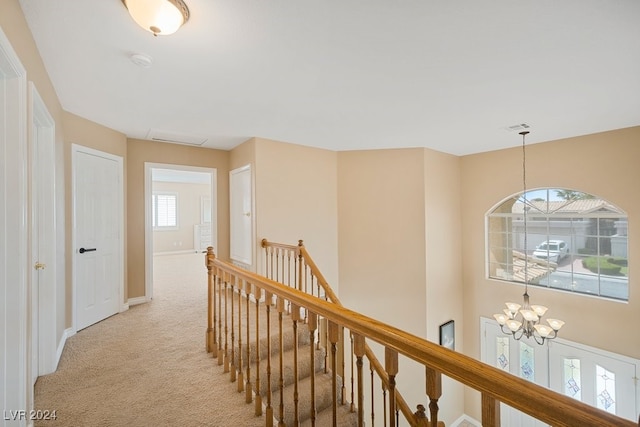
[34,253,265,427]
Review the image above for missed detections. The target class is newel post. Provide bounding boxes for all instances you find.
[385,348,399,427]
[205,246,215,354]
[328,321,340,427]
[425,366,442,427]
[353,334,365,427]
[297,239,304,292]
[481,393,500,427]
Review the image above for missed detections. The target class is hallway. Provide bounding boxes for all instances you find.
[34,253,264,426]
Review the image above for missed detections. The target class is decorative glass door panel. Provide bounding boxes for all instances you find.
[549,341,637,421]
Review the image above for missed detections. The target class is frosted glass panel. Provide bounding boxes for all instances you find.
[596,365,616,414]
[496,337,509,371]
[519,342,534,381]
[563,358,581,399]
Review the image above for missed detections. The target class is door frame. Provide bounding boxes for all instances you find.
[229,164,254,267]
[0,25,29,422]
[144,163,217,302]
[71,144,125,332]
[28,82,57,380]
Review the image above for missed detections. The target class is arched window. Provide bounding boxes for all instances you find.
[487,188,628,301]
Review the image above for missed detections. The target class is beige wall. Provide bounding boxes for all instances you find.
[460,126,640,419]
[253,138,339,287]
[230,137,256,170]
[127,138,230,298]
[63,112,128,313]
[337,148,427,332]
[337,148,465,423]
[423,148,464,422]
[337,148,430,418]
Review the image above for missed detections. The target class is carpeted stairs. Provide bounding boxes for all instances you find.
[219,289,357,426]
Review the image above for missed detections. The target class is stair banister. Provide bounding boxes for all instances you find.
[207,246,637,427]
[263,239,416,423]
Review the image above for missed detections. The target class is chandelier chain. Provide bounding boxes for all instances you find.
[493,130,564,345]
[521,130,529,288]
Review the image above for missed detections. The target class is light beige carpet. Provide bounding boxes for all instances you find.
[35,253,265,427]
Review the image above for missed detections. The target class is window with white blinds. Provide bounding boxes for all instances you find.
[152,192,178,229]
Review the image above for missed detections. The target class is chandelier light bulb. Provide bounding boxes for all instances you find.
[547,319,565,331]
[493,313,508,325]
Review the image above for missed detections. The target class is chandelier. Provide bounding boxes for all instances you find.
[122,0,190,36]
[493,131,564,345]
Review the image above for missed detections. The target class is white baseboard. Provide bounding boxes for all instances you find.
[452,414,481,427]
[128,296,148,306]
[55,328,75,368]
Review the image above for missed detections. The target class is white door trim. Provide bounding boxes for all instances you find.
[0,25,29,425]
[71,144,125,333]
[144,163,217,302]
[229,164,254,267]
[28,82,57,380]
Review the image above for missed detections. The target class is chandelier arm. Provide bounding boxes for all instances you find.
[513,328,525,341]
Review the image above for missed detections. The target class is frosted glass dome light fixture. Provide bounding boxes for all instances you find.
[122,0,190,36]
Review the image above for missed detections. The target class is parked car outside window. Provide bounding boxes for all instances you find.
[533,240,569,263]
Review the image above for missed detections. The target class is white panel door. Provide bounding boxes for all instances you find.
[482,318,639,425]
[73,146,122,331]
[549,341,637,422]
[483,321,549,427]
[29,82,57,382]
[230,165,253,265]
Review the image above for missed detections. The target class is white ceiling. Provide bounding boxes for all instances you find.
[18,0,640,156]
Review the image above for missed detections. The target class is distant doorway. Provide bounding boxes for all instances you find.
[144,163,217,302]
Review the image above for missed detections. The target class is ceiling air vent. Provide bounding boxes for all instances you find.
[504,123,531,132]
[146,129,208,146]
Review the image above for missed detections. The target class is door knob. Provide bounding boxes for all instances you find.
[34,262,46,270]
[79,247,97,254]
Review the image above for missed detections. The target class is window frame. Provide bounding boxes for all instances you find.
[486,188,628,301]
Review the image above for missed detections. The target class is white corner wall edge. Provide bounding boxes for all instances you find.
[55,328,76,369]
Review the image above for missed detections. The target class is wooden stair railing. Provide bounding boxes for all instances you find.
[262,239,430,426]
[207,245,637,427]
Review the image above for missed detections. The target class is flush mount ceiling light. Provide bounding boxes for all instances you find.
[122,0,190,36]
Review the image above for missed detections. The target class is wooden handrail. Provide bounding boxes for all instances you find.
[263,239,416,425]
[208,248,636,427]
[260,238,301,253]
